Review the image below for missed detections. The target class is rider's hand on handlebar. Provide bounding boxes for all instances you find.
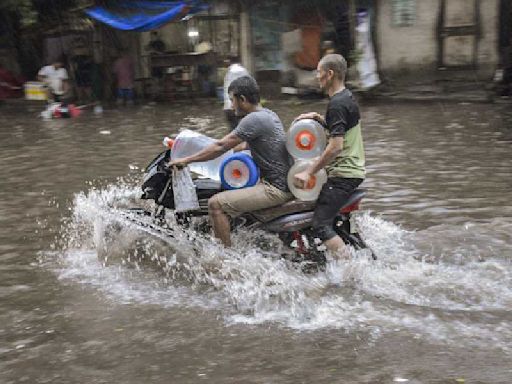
[166,158,188,170]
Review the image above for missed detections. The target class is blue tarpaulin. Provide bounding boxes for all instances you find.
[84,1,207,31]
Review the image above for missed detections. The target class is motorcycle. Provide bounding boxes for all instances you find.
[135,148,375,267]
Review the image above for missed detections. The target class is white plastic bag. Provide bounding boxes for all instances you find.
[356,11,381,90]
[172,167,199,212]
[171,129,233,181]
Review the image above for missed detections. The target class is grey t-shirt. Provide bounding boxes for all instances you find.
[233,108,292,191]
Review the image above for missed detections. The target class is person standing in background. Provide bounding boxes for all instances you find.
[71,38,93,104]
[223,56,249,131]
[146,30,167,54]
[113,50,135,106]
[38,57,69,103]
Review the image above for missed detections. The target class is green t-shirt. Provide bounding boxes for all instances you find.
[324,89,365,179]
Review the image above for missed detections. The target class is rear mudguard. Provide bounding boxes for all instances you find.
[266,212,376,260]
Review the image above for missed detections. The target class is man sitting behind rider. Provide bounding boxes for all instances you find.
[293,54,365,259]
[168,76,293,246]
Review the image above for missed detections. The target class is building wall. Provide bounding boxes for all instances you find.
[376,0,440,77]
[477,0,499,72]
[375,0,498,79]
[249,0,287,72]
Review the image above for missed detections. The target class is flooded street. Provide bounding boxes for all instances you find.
[1,97,512,383]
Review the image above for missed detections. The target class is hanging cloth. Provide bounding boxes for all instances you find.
[84,1,207,31]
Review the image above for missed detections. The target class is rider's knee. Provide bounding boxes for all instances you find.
[208,195,221,212]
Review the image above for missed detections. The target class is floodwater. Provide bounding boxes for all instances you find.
[1,97,511,383]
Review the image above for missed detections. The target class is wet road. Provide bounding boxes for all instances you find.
[1,98,512,383]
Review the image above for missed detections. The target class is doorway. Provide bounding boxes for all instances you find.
[437,0,481,70]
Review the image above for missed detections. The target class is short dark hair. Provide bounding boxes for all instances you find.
[228,75,260,104]
[318,53,347,81]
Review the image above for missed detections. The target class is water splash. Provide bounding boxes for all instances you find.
[42,182,512,353]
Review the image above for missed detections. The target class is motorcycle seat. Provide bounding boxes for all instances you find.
[252,199,316,222]
[252,188,366,222]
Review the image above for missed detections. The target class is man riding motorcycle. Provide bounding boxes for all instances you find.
[168,76,293,246]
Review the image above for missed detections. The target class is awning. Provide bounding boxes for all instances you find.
[84,1,208,31]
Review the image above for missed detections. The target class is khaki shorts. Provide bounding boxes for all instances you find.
[210,181,293,218]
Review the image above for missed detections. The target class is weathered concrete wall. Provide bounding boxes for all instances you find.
[376,0,441,77]
[477,0,499,74]
[375,0,498,79]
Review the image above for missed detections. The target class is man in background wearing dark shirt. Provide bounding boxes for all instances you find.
[147,31,166,54]
[293,54,366,259]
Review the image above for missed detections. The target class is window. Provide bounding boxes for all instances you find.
[392,0,416,27]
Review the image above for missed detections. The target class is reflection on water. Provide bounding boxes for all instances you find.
[1,99,512,383]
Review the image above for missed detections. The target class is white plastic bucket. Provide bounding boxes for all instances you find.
[219,152,259,190]
[287,159,327,201]
[286,118,326,159]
